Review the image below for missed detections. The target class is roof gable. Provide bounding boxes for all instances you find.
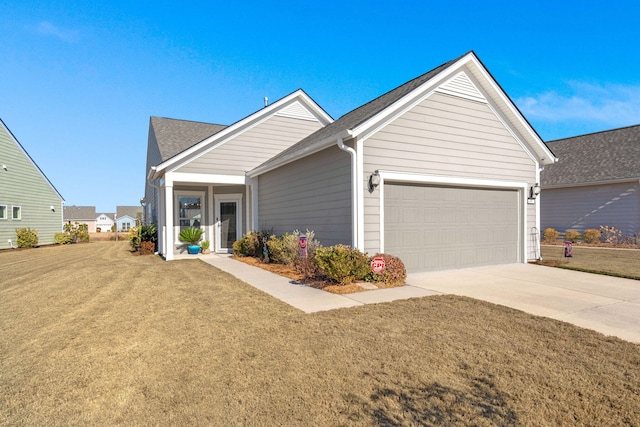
[542,124,640,187]
[0,118,64,202]
[249,51,556,177]
[149,89,332,179]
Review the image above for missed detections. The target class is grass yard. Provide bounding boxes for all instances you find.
[541,245,640,279]
[1,242,639,426]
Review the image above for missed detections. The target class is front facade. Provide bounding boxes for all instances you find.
[96,213,115,232]
[145,90,333,259]
[63,205,97,232]
[0,119,64,248]
[541,125,640,237]
[117,215,135,231]
[146,52,556,271]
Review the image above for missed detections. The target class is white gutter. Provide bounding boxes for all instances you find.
[336,137,359,250]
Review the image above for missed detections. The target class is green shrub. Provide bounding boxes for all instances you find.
[265,229,320,265]
[564,230,580,243]
[313,245,370,285]
[140,224,158,251]
[365,253,407,285]
[128,226,141,249]
[16,228,38,248]
[63,222,89,243]
[178,227,203,245]
[543,228,560,242]
[233,231,261,257]
[582,229,601,244]
[54,232,73,244]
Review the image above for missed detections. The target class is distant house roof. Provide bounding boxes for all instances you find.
[249,51,555,177]
[116,205,143,219]
[64,205,96,221]
[150,117,227,163]
[542,124,640,187]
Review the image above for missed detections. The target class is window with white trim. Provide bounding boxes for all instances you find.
[0,205,7,220]
[12,206,21,220]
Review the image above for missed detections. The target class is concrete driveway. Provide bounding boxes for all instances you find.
[407,263,640,343]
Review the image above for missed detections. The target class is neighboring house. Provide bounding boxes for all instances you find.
[0,118,64,248]
[63,206,97,232]
[541,124,640,237]
[116,215,135,232]
[96,213,115,232]
[146,51,556,271]
[116,205,143,230]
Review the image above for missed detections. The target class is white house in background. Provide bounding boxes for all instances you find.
[96,213,115,232]
[145,51,557,271]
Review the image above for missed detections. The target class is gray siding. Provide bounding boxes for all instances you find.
[145,124,163,224]
[541,182,640,236]
[363,92,537,257]
[0,123,64,248]
[258,145,352,246]
[176,115,323,176]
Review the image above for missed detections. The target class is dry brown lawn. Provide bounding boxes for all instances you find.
[1,242,639,426]
[541,245,640,279]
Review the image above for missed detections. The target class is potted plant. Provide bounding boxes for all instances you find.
[179,227,203,254]
[201,240,211,254]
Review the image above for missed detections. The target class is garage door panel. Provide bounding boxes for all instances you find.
[385,183,519,272]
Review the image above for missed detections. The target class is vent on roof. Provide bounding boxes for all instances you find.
[275,101,318,121]
[436,71,487,103]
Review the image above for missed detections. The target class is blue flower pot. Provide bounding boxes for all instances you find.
[187,245,201,255]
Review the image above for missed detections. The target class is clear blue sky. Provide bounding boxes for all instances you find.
[2,1,639,212]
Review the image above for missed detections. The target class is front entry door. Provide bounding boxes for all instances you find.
[215,195,242,253]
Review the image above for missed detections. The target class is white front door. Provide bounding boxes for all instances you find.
[215,194,242,253]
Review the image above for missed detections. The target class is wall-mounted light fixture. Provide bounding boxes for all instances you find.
[368,170,381,192]
[2,164,7,171]
[528,183,541,201]
[50,205,55,212]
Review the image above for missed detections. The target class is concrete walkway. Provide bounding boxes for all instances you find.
[195,254,640,343]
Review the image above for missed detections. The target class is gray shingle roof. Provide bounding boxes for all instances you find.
[541,124,640,186]
[116,206,143,219]
[150,117,227,163]
[251,53,466,172]
[63,205,96,221]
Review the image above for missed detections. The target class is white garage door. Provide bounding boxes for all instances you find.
[384,183,520,272]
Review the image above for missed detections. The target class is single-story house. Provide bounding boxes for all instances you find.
[541,124,640,237]
[1,118,65,248]
[64,205,97,232]
[145,51,556,271]
[116,215,136,232]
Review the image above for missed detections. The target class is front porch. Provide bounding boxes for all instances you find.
[155,179,256,260]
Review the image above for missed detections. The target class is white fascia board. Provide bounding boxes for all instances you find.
[155,90,333,176]
[165,171,247,185]
[377,170,528,191]
[247,129,353,177]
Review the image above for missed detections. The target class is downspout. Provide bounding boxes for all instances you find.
[336,138,359,249]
